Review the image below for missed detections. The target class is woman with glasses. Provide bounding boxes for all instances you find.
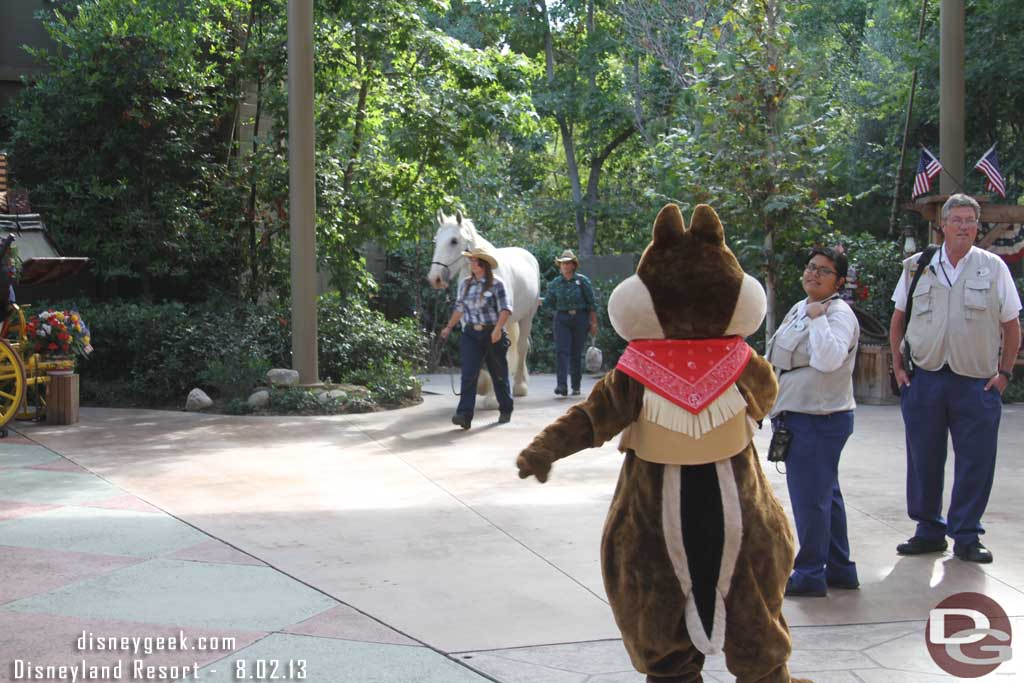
[766,247,860,597]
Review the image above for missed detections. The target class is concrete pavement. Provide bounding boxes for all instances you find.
[1,373,1022,681]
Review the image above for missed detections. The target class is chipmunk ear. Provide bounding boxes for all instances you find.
[651,203,687,247]
[687,204,725,245]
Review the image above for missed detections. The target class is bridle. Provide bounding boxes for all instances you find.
[430,243,468,282]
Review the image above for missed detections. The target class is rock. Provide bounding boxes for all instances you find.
[317,389,348,404]
[266,368,300,387]
[185,388,213,411]
[336,383,370,397]
[247,390,270,409]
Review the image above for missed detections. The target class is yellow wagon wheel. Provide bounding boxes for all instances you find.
[0,339,27,431]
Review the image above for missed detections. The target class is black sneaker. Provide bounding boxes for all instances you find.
[571,388,581,395]
[451,414,471,430]
[497,412,511,424]
[896,536,948,555]
[953,541,993,564]
[554,387,568,396]
[826,578,860,590]
[784,579,826,598]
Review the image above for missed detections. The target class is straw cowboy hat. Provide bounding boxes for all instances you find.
[554,249,579,265]
[462,246,499,269]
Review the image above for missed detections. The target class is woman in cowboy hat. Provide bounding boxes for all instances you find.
[545,249,598,396]
[439,246,514,429]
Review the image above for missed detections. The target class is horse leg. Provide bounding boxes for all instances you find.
[477,340,497,410]
[512,314,532,397]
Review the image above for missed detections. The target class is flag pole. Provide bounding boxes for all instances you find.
[889,0,931,238]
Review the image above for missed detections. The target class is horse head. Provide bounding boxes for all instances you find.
[427,209,477,289]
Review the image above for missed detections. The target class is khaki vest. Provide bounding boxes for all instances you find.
[902,248,1003,378]
[765,299,858,417]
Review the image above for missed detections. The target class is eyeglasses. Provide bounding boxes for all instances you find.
[804,263,837,277]
[946,218,979,228]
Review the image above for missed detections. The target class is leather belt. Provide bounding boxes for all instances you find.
[562,309,577,315]
[472,323,494,331]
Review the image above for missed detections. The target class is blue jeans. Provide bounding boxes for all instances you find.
[900,366,1001,550]
[554,311,588,391]
[455,326,513,420]
[775,411,856,591]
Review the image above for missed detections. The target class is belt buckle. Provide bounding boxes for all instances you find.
[473,324,484,331]
[568,309,576,315]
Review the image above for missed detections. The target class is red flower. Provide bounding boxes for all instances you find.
[47,343,58,351]
[857,284,870,301]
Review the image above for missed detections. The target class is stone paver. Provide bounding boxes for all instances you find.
[2,374,1022,682]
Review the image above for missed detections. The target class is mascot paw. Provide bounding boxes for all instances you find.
[516,448,553,483]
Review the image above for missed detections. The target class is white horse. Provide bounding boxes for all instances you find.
[427,210,540,407]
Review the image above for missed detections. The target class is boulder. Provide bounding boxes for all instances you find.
[247,390,271,409]
[336,383,370,397]
[266,368,300,387]
[317,389,348,404]
[185,388,213,411]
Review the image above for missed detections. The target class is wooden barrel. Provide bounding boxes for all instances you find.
[47,373,80,424]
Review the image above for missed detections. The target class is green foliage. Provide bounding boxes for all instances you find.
[317,292,428,384]
[46,294,427,408]
[199,356,272,401]
[7,0,252,297]
[345,361,421,405]
[267,388,336,415]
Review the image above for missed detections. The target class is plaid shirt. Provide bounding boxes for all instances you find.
[456,276,512,326]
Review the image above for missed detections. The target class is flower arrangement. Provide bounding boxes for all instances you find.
[24,309,93,358]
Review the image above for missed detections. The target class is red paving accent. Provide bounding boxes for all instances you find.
[0,545,143,605]
[166,540,267,567]
[0,433,36,445]
[284,604,419,646]
[0,613,265,683]
[0,500,61,521]
[27,459,89,473]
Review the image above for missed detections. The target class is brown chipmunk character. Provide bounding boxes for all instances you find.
[517,204,810,683]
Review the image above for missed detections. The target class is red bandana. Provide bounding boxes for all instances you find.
[616,337,752,414]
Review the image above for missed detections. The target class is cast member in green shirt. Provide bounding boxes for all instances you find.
[545,249,598,395]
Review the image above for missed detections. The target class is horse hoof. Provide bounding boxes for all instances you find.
[513,384,528,397]
[482,397,500,410]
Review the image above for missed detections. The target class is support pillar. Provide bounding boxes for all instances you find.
[288,0,318,384]
[939,0,965,196]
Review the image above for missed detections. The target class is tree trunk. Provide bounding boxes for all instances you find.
[343,52,370,195]
[762,0,781,338]
[541,0,584,243]
[579,125,636,256]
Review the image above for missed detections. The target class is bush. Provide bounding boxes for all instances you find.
[40,294,427,409]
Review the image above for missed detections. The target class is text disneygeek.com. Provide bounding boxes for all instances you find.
[7,629,309,682]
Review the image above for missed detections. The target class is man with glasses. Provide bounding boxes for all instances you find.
[890,193,1022,563]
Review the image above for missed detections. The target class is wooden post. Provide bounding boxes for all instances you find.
[46,373,79,424]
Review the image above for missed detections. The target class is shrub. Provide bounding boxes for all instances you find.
[39,294,427,409]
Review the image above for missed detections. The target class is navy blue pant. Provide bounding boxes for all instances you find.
[554,311,589,391]
[456,326,513,420]
[775,411,857,592]
[900,366,1001,550]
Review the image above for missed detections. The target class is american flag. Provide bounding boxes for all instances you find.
[974,144,1006,198]
[912,147,942,199]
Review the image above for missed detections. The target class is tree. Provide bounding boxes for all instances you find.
[8,0,252,298]
[623,0,839,337]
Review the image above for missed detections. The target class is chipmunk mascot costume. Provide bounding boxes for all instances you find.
[517,204,809,683]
